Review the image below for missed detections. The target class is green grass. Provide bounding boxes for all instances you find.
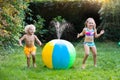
[0,42,120,80]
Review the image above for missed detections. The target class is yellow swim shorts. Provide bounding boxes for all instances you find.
[24,46,36,56]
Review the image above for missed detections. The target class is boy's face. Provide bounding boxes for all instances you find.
[28,27,34,35]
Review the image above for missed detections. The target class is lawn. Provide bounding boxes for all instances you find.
[0,42,120,80]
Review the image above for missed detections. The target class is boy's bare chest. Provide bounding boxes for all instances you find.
[25,36,35,42]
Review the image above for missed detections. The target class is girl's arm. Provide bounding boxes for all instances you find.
[94,29,105,38]
[34,35,42,46]
[93,24,104,38]
[19,35,25,46]
[77,28,85,38]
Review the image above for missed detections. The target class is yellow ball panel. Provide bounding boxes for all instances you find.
[42,41,54,68]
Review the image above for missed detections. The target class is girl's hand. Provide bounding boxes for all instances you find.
[100,30,105,35]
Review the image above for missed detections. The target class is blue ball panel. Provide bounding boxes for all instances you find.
[52,41,70,69]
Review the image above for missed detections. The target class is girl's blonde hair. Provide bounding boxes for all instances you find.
[85,17,96,29]
[24,24,36,33]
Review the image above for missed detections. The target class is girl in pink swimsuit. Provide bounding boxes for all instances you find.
[77,18,104,69]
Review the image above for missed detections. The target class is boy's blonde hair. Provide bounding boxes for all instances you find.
[24,24,36,33]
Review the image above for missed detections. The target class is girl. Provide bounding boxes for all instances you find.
[77,18,104,69]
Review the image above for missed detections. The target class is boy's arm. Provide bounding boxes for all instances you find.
[34,35,42,46]
[77,28,85,38]
[19,35,25,46]
[94,29,104,38]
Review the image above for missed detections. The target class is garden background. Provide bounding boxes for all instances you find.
[0,0,120,80]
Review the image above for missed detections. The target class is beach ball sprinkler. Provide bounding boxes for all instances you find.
[42,21,76,69]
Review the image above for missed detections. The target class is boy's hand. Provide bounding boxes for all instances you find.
[40,42,43,46]
[40,43,42,46]
[19,44,23,47]
[77,34,79,38]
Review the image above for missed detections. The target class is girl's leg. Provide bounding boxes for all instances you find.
[82,45,90,69]
[27,55,30,68]
[91,46,97,67]
[31,52,36,68]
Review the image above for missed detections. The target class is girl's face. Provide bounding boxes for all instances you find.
[28,27,34,35]
[86,19,95,29]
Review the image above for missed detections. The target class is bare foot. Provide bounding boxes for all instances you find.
[94,64,97,67]
[81,64,85,69]
[33,63,37,68]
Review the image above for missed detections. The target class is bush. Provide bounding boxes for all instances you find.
[99,0,120,41]
[0,0,30,49]
[34,15,48,42]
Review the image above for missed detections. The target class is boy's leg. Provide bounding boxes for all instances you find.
[27,55,30,68]
[82,45,90,69]
[31,52,36,68]
[91,46,97,67]
[24,46,31,68]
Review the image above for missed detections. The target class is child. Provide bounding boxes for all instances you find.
[77,18,104,69]
[19,24,42,68]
